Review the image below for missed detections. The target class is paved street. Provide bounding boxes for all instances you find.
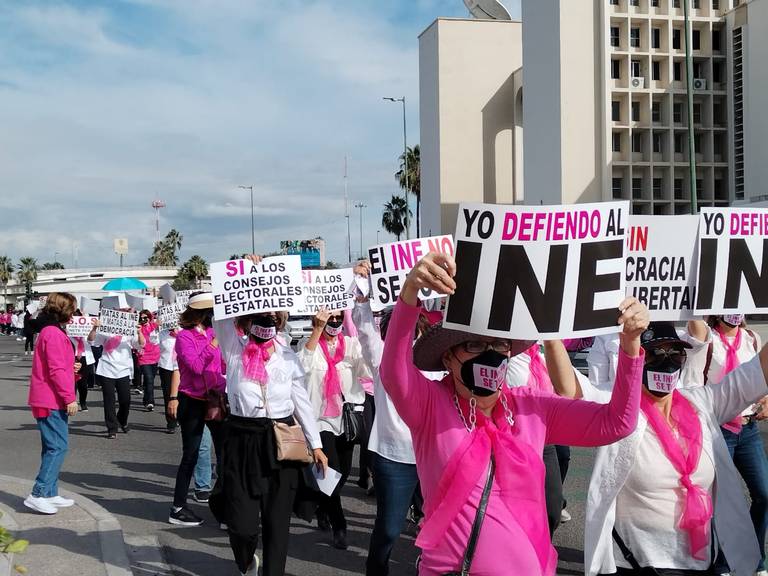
[1,331,766,576]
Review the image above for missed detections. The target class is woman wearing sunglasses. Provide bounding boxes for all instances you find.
[547,321,768,576]
[380,252,649,576]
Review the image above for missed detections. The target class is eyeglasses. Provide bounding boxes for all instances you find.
[646,346,687,368]
[462,340,513,354]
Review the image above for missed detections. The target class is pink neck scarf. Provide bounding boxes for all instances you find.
[417,389,554,574]
[242,339,272,385]
[103,335,122,354]
[319,333,346,417]
[641,391,713,559]
[716,326,744,434]
[526,345,554,394]
[342,309,357,337]
[75,337,86,357]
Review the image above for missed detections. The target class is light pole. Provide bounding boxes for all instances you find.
[355,202,367,260]
[383,96,410,239]
[53,252,60,265]
[377,229,381,244]
[683,0,698,214]
[344,156,352,263]
[238,185,256,254]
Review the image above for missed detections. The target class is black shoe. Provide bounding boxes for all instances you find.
[331,529,348,550]
[316,511,330,531]
[193,490,211,504]
[165,427,177,434]
[168,507,203,527]
[80,406,89,412]
[107,433,117,440]
[120,425,130,434]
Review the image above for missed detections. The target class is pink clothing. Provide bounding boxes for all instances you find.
[174,326,225,400]
[28,325,76,411]
[380,300,643,576]
[138,322,160,365]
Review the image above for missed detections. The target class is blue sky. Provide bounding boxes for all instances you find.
[0,0,521,268]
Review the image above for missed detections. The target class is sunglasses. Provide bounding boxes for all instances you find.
[461,340,513,354]
[646,346,687,368]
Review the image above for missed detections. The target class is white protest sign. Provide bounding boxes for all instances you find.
[98,309,138,337]
[175,290,194,307]
[26,302,40,315]
[443,201,629,339]
[79,296,101,316]
[210,256,305,320]
[295,268,355,315]
[158,303,184,331]
[159,283,176,304]
[66,316,97,338]
[625,215,699,321]
[695,207,768,314]
[354,275,370,298]
[368,235,455,312]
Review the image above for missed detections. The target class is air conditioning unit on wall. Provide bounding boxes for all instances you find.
[693,78,707,90]
[631,77,645,89]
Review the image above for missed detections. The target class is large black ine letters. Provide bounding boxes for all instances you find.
[574,240,623,330]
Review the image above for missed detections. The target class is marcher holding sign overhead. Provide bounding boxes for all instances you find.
[380,252,648,576]
[299,307,372,551]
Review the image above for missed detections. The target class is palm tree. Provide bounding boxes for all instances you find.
[381,195,412,241]
[147,229,184,266]
[395,145,421,237]
[17,257,38,297]
[179,255,208,288]
[0,256,13,307]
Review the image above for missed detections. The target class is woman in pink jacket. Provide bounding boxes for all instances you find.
[137,309,161,411]
[25,292,80,516]
[379,253,648,576]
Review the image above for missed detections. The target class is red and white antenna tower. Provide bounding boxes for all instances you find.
[151,200,166,245]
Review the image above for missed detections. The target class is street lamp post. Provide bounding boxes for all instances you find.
[683,0,698,214]
[355,202,367,260]
[238,185,256,254]
[383,96,409,239]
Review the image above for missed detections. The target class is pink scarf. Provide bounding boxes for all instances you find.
[103,335,122,354]
[319,333,346,417]
[526,345,554,394]
[343,309,357,337]
[418,389,554,574]
[641,391,713,559]
[716,326,744,434]
[242,339,272,385]
[75,337,86,357]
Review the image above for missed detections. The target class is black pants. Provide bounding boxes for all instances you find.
[556,445,571,508]
[140,363,158,407]
[319,430,355,531]
[358,393,375,485]
[158,368,177,430]
[100,375,131,434]
[76,358,92,408]
[24,335,34,352]
[172,393,222,507]
[543,444,563,536]
[605,568,716,575]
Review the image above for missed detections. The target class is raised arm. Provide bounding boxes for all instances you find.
[352,300,383,374]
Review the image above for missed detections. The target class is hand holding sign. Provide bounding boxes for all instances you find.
[617,296,650,357]
[401,252,457,307]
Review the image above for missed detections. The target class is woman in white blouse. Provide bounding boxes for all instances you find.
[299,308,372,551]
[210,304,328,576]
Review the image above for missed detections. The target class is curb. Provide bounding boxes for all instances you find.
[0,474,132,576]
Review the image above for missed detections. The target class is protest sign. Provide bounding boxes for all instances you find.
[157,303,184,331]
[66,316,97,338]
[98,308,138,338]
[368,235,455,312]
[695,207,768,314]
[79,296,100,316]
[159,283,176,304]
[294,268,355,315]
[443,201,629,339]
[210,256,304,320]
[126,294,158,312]
[175,290,194,307]
[101,294,128,310]
[26,302,39,315]
[625,215,699,321]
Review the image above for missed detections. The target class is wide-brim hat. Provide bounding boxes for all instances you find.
[640,322,692,351]
[412,322,535,372]
[188,292,214,310]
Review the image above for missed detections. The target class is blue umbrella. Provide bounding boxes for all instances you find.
[101,277,148,291]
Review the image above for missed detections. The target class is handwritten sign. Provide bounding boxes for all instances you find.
[695,207,768,314]
[98,309,138,338]
[443,202,628,339]
[625,215,699,321]
[210,256,305,320]
[157,303,184,331]
[368,235,455,312]
[66,316,97,338]
[175,290,194,307]
[295,269,355,315]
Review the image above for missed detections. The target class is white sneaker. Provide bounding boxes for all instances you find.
[24,495,58,515]
[560,508,572,523]
[46,495,75,508]
[219,523,228,531]
[240,553,259,575]
[755,571,767,576]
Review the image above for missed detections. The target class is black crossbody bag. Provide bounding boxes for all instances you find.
[442,456,496,576]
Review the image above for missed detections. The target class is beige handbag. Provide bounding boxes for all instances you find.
[260,384,314,464]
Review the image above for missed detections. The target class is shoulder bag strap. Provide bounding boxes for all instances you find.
[703,341,713,385]
[460,455,496,576]
[747,329,759,352]
[259,382,272,419]
[611,528,643,572]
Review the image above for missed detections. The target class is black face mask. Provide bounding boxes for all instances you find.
[458,349,509,397]
[250,315,277,343]
[326,317,343,329]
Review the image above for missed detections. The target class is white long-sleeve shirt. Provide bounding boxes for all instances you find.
[92,333,140,379]
[158,330,178,371]
[214,319,322,450]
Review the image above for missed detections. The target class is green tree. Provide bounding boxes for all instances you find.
[16,258,38,298]
[176,255,208,289]
[324,261,339,270]
[40,262,65,270]
[395,144,420,237]
[381,195,412,241]
[147,229,184,266]
[0,256,13,308]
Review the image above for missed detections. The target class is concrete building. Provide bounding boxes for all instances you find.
[419,0,766,231]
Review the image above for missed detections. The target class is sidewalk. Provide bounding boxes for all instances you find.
[0,474,132,576]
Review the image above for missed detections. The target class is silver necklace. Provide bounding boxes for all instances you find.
[453,391,515,433]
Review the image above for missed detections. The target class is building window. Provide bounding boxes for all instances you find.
[610,0,620,4]
[713,0,720,10]
[651,0,660,6]
[630,28,641,48]
[693,29,701,51]
[673,61,682,81]
[652,102,661,122]
[613,132,622,152]
[632,102,641,122]
[712,29,722,52]
[633,132,643,153]
[652,28,661,49]
[612,101,621,122]
[652,61,661,80]
[612,177,624,199]
[674,178,684,199]
[693,103,702,124]
[673,103,684,123]
[696,179,704,199]
[673,29,682,49]
[713,62,722,83]
[612,59,622,79]
[653,178,664,199]
[693,62,703,78]
[673,0,681,6]
[633,178,643,199]
[693,0,700,8]
[611,26,621,47]
[630,0,640,5]
[631,60,642,77]
[653,133,663,153]
[675,133,685,153]
[694,134,702,154]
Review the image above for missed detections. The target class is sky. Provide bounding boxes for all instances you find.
[0,0,521,268]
